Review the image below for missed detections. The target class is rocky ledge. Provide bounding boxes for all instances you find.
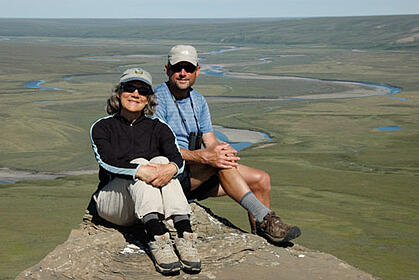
[17,202,376,280]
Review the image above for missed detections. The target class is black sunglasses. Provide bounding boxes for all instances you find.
[169,63,197,73]
[122,84,153,95]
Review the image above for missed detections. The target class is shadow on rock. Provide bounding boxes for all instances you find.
[17,201,378,280]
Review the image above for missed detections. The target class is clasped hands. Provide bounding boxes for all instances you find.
[136,163,177,188]
[204,142,240,169]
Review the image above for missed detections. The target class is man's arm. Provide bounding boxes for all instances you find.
[181,131,240,169]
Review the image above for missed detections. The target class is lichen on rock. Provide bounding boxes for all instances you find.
[17,202,377,280]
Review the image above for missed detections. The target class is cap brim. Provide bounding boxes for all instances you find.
[169,57,198,66]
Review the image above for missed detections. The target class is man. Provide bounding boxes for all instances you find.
[155,45,301,244]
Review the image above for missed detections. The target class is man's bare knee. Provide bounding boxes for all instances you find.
[258,171,271,193]
[239,165,271,194]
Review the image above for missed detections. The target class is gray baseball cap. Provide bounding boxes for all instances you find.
[119,68,152,87]
[168,45,198,66]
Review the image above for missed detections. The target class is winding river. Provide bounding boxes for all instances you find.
[26,46,402,100]
[14,46,403,184]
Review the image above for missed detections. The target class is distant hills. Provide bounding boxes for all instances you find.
[0,15,418,49]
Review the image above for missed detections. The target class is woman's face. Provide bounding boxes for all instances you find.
[118,81,151,114]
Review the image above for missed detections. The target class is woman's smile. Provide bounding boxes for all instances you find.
[118,81,151,122]
[121,94,147,112]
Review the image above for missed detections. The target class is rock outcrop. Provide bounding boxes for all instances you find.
[17,202,376,280]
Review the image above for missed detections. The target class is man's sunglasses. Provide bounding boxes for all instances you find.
[169,63,197,73]
[122,84,153,95]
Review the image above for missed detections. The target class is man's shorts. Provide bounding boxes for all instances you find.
[177,164,220,201]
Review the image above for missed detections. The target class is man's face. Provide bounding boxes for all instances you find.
[165,62,200,91]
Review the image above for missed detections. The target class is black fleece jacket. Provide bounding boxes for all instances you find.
[90,113,184,189]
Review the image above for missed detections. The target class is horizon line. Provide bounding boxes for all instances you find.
[0,13,418,20]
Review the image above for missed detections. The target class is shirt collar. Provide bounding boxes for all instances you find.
[115,112,147,125]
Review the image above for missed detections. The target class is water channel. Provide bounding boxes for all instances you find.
[16,46,403,185]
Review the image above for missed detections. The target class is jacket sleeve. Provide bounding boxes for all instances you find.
[157,121,185,176]
[90,118,139,180]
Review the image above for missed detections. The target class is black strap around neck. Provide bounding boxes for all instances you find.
[168,86,200,134]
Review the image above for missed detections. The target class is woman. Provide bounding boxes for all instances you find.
[89,67,201,274]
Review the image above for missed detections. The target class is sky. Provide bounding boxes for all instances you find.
[0,0,418,18]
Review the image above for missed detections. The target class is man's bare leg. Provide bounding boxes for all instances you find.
[188,163,300,243]
[216,168,251,202]
[237,164,271,232]
[237,164,271,207]
[190,163,272,232]
[189,163,267,230]
[189,164,253,202]
[189,163,218,191]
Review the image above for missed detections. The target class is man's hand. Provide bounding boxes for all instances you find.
[203,143,240,168]
[136,163,177,187]
[180,131,240,169]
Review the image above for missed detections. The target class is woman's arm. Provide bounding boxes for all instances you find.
[157,121,185,176]
[134,120,184,187]
[90,118,139,180]
[136,163,177,187]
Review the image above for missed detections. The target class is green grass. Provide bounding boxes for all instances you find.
[203,86,419,280]
[0,175,97,280]
[0,17,418,280]
[1,15,418,49]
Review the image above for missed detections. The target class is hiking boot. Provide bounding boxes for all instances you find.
[174,232,201,273]
[148,232,181,274]
[256,212,301,243]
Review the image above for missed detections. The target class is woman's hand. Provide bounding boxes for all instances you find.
[149,163,177,187]
[136,165,158,184]
[136,163,177,187]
